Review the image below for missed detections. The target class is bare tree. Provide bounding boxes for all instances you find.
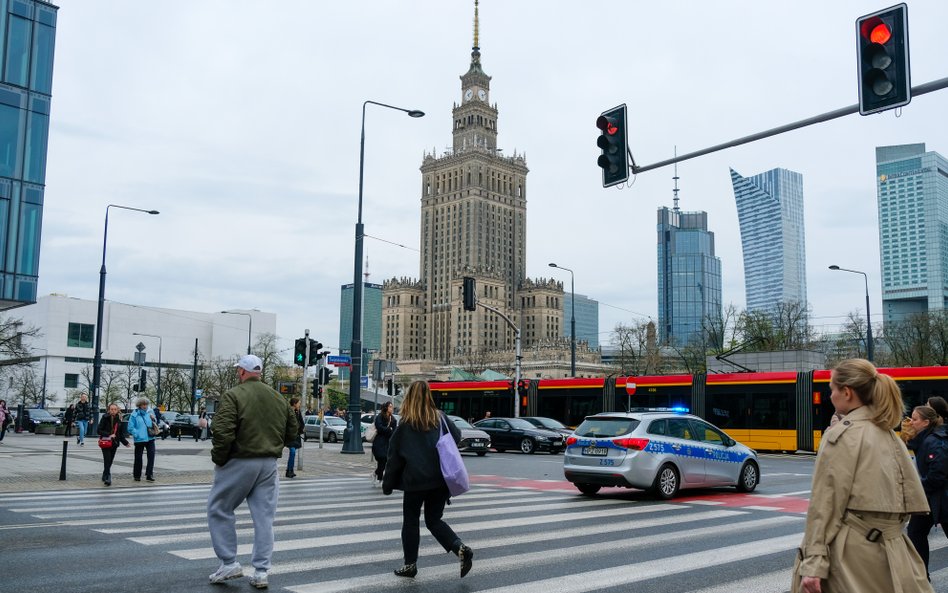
[736,301,815,351]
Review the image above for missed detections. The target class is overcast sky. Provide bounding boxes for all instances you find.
[38,1,948,361]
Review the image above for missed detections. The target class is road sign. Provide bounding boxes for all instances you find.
[328,355,351,366]
[194,388,203,400]
[626,382,637,396]
[360,376,368,388]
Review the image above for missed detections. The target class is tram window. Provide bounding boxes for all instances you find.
[705,393,747,429]
[749,393,792,429]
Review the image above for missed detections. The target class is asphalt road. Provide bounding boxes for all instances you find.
[4,453,948,593]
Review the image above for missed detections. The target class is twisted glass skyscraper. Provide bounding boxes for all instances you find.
[730,168,807,313]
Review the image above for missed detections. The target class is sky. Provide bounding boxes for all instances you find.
[37,0,948,362]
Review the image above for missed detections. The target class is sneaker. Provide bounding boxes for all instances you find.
[394,563,417,578]
[249,571,268,589]
[208,562,243,583]
[458,544,473,578]
[146,476,155,482]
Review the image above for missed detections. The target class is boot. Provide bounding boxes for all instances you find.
[394,563,417,578]
[458,544,473,578]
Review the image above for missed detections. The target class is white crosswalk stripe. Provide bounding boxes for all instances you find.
[5,477,948,593]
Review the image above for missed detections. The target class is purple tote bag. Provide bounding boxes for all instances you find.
[437,414,470,496]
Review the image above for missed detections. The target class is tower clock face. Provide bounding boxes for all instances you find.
[478,89,487,101]
[464,89,473,101]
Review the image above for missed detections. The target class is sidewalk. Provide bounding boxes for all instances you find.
[0,431,375,492]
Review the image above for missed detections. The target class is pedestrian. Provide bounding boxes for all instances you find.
[926,396,948,424]
[791,358,932,593]
[207,354,297,589]
[371,401,397,488]
[0,399,9,443]
[382,380,473,579]
[286,397,304,478]
[126,397,158,482]
[97,403,130,486]
[482,410,491,420]
[198,407,209,441]
[74,393,92,446]
[63,403,75,438]
[905,405,948,579]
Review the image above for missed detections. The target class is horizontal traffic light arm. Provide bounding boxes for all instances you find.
[627,76,948,176]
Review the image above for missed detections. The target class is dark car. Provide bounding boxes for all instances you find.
[473,417,564,454]
[23,408,61,432]
[156,411,180,439]
[171,414,201,439]
[521,416,573,436]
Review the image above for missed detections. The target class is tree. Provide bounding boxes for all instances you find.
[736,301,815,351]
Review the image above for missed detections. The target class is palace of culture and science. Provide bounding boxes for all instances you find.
[380,3,602,381]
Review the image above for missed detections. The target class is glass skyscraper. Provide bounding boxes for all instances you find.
[0,0,56,307]
[730,167,807,313]
[877,144,948,323]
[657,207,722,345]
[339,282,382,378]
[562,292,599,349]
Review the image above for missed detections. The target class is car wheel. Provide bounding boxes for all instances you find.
[576,483,601,496]
[652,463,680,499]
[328,432,338,443]
[736,461,760,493]
[476,451,487,457]
[520,438,536,454]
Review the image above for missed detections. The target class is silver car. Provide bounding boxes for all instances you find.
[563,410,759,499]
[447,415,491,456]
[302,415,347,443]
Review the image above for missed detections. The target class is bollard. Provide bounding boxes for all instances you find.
[297,444,302,471]
[59,439,68,480]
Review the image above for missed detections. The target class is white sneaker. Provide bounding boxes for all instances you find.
[208,562,243,583]
[250,571,269,589]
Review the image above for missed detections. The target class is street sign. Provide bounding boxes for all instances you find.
[194,388,203,400]
[625,382,637,396]
[328,355,351,366]
[360,376,368,388]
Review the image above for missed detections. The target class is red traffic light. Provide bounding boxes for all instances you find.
[596,115,618,135]
[869,22,891,44]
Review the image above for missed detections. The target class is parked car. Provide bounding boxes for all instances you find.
[155,411,179,439]
[302,415,347,443]
[23,408,61,432]
[473,417,564,454]
[563,410,760,499]
[447,415,491,456]
[521,416,573,436]
[171,414,201,439]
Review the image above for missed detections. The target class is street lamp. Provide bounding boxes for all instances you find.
[221,310,253,354]
[829,265,874,362]
[344,100,424,454]
[92,204,159,426]
[549,263,576,377]
[132,333,162,407]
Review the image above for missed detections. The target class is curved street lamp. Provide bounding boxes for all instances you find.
[548,263,576,377]
[829,265,874,362]
[221,310,253,355]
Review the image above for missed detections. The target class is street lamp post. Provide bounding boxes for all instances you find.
[549,263,576,377]
[221,310,253,354]
[829,265,874,362]
[343,100,424,454]
[92,205,159,426]
[132,333,162,407]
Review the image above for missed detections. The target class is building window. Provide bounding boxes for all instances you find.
[67,322,94,348]
[64,373,78,389]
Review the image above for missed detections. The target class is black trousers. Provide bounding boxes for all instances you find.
[133,440,155,479]
[401,486,460,564]
[907,513,938,576]
[374,454,387,481]
[101,443,119,475]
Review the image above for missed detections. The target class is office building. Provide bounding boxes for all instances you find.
[877,143,948,323]
[339,281,382,378]
[564,292,599,349]
[730,167,807,312]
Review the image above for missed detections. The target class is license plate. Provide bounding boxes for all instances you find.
[471,442,485,447]
[582,447,608,456]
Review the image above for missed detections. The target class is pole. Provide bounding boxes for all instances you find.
[190,338,198,415]
[569,272,576,377]
[156,339,162,407]
[864,277,874,363]
[41,356,47,409]
[317,357,324,449]
[477,300,523,417]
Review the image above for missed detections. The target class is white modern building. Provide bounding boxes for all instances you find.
[7,294,275,409]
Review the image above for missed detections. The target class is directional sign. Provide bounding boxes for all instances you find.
[360,376,368,388]
[328,355,351,366]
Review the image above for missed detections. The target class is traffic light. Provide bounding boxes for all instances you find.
[310,380,318,399]
[856,4,910,116]
[463,276,476,311]
[294,338,306,367]
[516,378,530,396]
[387,379,393,395]
[321,367,334,384]
[308,340,323,366]
[596,104,629,188]
[133,369,147,392]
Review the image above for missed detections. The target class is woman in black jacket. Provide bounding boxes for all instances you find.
[97,403,130,486]
[371,401,397,487]
[906,405,948,579]
[382,381,472,579]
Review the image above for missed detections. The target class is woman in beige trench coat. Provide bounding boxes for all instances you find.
[792,358,933,593]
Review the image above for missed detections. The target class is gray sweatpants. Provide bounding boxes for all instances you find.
[207,457,280,571]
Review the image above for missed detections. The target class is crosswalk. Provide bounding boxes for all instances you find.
[3,477,948,593]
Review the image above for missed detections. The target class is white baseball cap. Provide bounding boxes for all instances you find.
[235,354,263,372]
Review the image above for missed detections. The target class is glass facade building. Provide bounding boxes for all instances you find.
[730,167,807,313]
[562,292,599,349]
[339,282,382,378]
[876,144,948,323]
[0,0,56,307]
[657,207,722,345]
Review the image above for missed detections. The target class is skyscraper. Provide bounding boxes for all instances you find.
[877,143,948,323]
[339,281,382,378]
[0,1,57,307]
[563,293,600,349]
[730,167,807,312]
[657,207,722,345]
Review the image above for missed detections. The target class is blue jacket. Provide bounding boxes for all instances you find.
[908,424,948,523]
[126,408,156,443]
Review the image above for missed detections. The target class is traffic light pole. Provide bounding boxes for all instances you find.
[628,76,948,175]
[473,301,522,418]
[302,329,311,410]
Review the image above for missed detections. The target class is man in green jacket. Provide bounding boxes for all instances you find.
[206,354,297,589]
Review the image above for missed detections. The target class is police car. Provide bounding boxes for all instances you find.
[563,409,759,499]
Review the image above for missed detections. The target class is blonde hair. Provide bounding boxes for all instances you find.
[913,405,943,427]
[399,381,440,430]
[832,358,904,429]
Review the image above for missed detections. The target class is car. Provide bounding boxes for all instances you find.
[520,416,573,436]
[302,415,347,443]
[447,415,491,456]
[171,414,201,439]
[23,408,61,432]
[563,409,760,499]
[473,417,564,454]
[153,411,178,439]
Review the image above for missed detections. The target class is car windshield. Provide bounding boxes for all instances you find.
[507,418,538,430]
[574,417,640,438]
[30,410,54,419]
[450,416,474,429]
[532,417,566,430]
[325,417,346,426]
